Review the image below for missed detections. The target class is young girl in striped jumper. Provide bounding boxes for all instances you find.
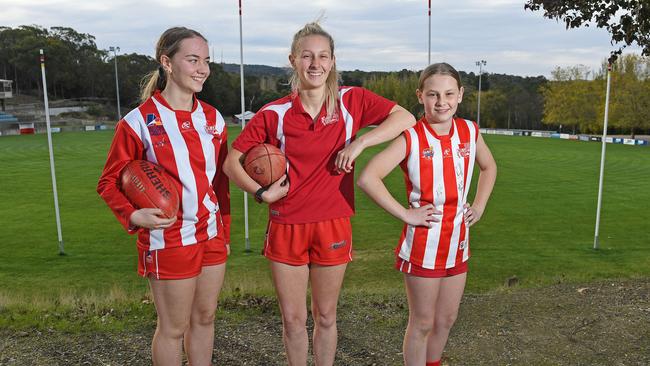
[358,62,497,366]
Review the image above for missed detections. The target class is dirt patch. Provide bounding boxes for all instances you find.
[1,278,649,365]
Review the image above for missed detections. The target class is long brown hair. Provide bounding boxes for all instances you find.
[289,22,339,118]
[140,27,207,103]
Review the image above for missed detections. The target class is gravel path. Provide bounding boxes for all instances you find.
[1,278,649,365]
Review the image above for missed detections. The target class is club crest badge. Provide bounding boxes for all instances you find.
[204,124,222,140]
[422,147,434,159]
[457,142,471,158]
[204,124,218,135]
[320,113,339,126]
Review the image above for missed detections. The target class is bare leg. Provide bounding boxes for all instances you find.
[310,263,347,366]
[184,263,226,366]
[426,273,466,362]
[271,261,310,366]
[402,275,440,366]
[149,276,197,366]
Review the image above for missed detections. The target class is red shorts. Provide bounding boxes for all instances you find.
[395,257,468,278]
[138,236,228,280]
[263,217,353,266]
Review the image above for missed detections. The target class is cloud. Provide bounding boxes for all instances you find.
[0,0,641,77]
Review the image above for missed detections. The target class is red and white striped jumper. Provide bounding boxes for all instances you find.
[97,90,230,251]
[396,117,478,270]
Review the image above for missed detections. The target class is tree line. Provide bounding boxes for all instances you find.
[361,69,546,131]
[0,25,288,117]
[1,25,647,136]
[541,54,650,137]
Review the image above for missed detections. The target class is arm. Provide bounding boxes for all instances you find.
[336,104,415,172]
[357,135,440,227]
[223,148,288,204]
[214,129,231,244]
[97,122,176,232]
[464,133,497,226]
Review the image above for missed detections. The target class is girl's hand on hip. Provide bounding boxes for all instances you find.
[463,203,484,227]
[403,204,441,228]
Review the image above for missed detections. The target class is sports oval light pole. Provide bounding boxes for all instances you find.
[109,46,121,120]
[475,60,486,126]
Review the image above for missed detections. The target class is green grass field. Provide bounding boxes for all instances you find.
[1,128,649,311]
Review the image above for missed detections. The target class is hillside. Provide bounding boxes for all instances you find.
[220,63,290,77]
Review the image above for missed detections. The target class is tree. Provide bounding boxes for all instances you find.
[540,65,603,133]
[479,90,509,129]
[525,0,650,63]
[364,72,420,116]
[608,54,650,137]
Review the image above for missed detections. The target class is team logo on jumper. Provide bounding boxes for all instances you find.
[456,143,470,158]
[181,121,191,130]
[320,113,339,126]
[146,114,163,126]
[146,114,166,136]
[443,147,452,159]
[422,147,434,159]
[204,124,221,138]
[459,240,467,250]
[330,240,347,250]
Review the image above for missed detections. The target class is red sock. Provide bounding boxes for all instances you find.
[426,361,440,366]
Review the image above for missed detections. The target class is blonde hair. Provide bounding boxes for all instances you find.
[140,27,207,103]
[418,62,463,90]
[289,22,339,118]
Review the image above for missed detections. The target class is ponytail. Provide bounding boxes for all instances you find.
[139,27,207,103]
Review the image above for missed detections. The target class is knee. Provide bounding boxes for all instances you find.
[408,315,435,337]
[281,310,307,336]
[312,308,337,330]
[192,307,217,327]
[434,311,459,332]
[157,317,190,340]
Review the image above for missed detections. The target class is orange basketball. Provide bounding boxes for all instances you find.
[243,144,286,187]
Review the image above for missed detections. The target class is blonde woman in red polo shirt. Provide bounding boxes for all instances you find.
[224,22,415,366]
[357,63,497,366]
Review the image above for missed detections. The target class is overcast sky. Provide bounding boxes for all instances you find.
[0,0,640,77]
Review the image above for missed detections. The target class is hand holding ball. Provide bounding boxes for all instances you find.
[243,144,287,187]
[120,160,179,219]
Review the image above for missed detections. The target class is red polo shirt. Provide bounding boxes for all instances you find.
[232,86,395,224]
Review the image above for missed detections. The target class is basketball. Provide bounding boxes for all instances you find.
[120,160,180,218]
[243,143,287,187]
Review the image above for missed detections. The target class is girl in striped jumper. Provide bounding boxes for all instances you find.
[358,62,497,366]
